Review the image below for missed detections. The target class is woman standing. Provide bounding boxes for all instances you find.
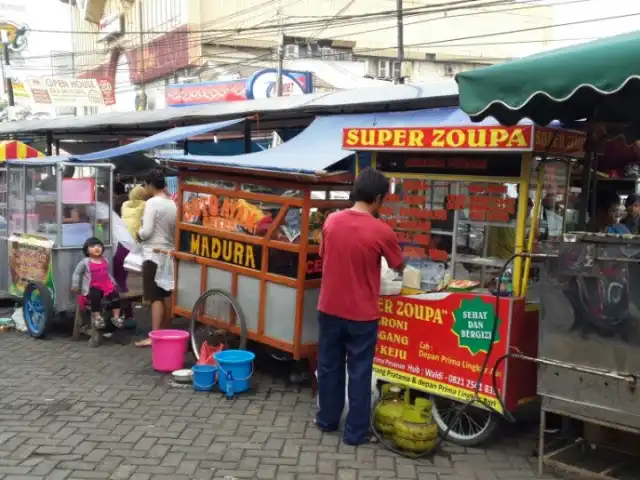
[135,170,177,348]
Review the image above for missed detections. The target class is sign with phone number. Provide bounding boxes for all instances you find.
[374,293,511,412]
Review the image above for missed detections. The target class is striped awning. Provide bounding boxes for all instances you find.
[0,140,44,162]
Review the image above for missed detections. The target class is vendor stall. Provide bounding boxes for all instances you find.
[170,165,351,361]
[5,157,114,337]
[457,30,640,477]
[342,120,584,445]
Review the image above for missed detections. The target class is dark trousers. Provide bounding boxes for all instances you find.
[88,287,120,313]
[316,311,379,445]
[113,244,133,318]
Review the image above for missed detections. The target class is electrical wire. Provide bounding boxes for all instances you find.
[33,0,520,35]
[12,0,611,81]
[10,3,613,83]
[11,0,573,67]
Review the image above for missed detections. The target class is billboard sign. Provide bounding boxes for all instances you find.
[166,68,313,107]
[25,77,114,107]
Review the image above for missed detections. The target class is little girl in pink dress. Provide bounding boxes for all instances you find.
[71,237,123,329]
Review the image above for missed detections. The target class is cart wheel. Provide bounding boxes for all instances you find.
[190,289,248,361]
[431,395,498,446]
[23,282,54,339]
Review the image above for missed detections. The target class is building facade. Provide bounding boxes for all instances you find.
[64,0,553,112]
[68,0,200,113]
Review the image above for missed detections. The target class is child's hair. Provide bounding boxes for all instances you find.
[83,237,104,257]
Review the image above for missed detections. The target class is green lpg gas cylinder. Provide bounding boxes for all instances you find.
[373,384,405,435]
[392,397,439,453]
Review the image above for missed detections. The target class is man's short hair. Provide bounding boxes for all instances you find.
[596,189,620,212]
[351,168,390,204]
[625,193,640,209]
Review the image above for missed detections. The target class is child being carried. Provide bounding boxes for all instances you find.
[71,237,124,329]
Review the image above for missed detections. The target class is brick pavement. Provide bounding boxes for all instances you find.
[0,332,556,480]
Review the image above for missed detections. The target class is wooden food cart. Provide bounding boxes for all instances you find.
[342,118,584,445]
[168,161,351,363]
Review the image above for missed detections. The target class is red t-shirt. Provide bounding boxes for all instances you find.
[318,209,404,321]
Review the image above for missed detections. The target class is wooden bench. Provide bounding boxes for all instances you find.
[72,291,144,347]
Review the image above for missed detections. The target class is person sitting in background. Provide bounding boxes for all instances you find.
[588,189,630,234]
[121,186,149,239]
[486,198,533,260]
[621,194,640,234]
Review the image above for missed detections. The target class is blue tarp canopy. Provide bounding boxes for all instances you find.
[163,108,545,175]
[7,118,245,166]
[73,118,245,162]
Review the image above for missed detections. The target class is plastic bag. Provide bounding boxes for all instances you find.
[315,368,379,426]
[123,244,144,273]
[381,258,402,295]
[11,308,26,333]
[154,255,175,291]
[197,341,224,366]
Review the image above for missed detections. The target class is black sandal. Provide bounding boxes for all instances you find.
[312,417,338,433]
[343,433,380,446]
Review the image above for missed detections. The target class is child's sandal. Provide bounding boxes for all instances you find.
[93,315,105,329]
[112,316,125,328]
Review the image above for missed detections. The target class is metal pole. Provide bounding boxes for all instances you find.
[3,45,14,111]
[46,132,53,156]
[276,45,284,96]
[69,0,77,116]
[396,0,404,84]
[243,121,251,153]
[138,0,146,106]
[275,0,284,96]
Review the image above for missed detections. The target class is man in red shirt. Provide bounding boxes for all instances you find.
[315,168,404,445]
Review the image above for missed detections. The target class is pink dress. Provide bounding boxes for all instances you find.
[88,259,115,294]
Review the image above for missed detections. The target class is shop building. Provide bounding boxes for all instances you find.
[66,0,200,114]
[63,0,553,112]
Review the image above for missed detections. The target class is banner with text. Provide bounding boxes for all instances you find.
[374,293,512,412]
[8,234,55,299]
[26,77,111,107]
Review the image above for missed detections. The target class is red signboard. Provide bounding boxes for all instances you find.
[128,25,197,83]
[342,125,585,156]
[375,293,527,413]
[343,126,534,151]
[95,76,115,105]
[167,81,247,106]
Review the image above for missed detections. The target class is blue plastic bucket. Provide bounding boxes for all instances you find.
[191,365,217,392]
[214,350,255,395]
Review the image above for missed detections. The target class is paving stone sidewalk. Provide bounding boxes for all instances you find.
[0,332,554,480]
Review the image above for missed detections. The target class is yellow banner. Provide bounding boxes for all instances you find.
[373,365,503,413]
[12,81,30,100]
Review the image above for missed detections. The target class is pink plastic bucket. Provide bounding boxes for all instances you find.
[149,329,190,372]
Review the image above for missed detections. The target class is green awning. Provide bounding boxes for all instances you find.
[456,31,640,126]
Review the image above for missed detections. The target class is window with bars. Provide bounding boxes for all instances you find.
[377,60,400,79]
[142,0,184,35]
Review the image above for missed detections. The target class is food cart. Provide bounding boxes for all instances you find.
[168,161,351,364]
[5,157,114,338]
[342,120,584,445]
[456,31,640,477]
[0,141,45,299]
